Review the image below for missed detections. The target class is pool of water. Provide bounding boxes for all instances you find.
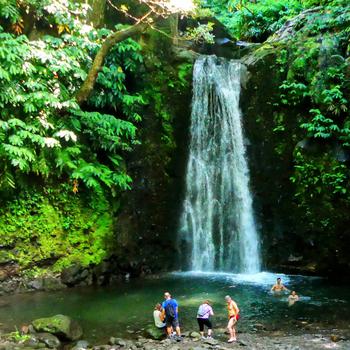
[0,272,349,344]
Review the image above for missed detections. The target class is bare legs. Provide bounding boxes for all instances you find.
[166,325,180,337]
[227,317,237,342]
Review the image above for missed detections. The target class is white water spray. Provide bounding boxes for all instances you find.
[179,55,260,273]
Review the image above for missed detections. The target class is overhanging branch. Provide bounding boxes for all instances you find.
[76,21,149,105]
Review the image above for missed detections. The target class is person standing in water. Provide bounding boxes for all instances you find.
[288,291,299,306]
[271,277,290,293]
[162,292,181,340]
[225,295,239,343]
[196,300,214,339]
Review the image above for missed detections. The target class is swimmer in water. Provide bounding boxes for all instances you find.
[288,291,299,306]
[271,277,290,293]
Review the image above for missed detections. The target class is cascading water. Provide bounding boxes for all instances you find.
[179,55,260,274]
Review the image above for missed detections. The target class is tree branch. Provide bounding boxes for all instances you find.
[76,21,149,105]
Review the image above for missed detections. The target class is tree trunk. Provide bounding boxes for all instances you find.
[169,13,179,45]
[76,21,149,105]
[88,0,107,28]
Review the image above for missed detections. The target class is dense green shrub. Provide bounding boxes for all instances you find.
[203,0,303,41]
[272,2,350,231]
[0,1,145,195]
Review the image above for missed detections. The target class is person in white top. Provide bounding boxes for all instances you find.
[153,303,166,329]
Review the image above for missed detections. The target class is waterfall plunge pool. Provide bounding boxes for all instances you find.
[0,272,349,343]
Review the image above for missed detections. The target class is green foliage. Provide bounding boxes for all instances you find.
[0,185,115,271]
[90,35,145,123]
[0,0,21,24]
[300,109,339,139]
[204,0,303,41]
[270,3,350,227]
[184,22,215,44]
[203,0,350,42]
[290,150,350,231]
[178,63,193,88]
[142,33,193,150]
[276,6,349,145]
[291,151,348,197]
[0,1,145,195]
[6,330,31,343]
[1,0,90,30]
[0,0,194,275]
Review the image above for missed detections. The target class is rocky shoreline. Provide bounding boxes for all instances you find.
[0,314,349,350]
[1,331,350,350]
[0,263,134,296]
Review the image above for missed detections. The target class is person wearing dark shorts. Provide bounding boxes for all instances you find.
[166,315,179,329]
[162,292,181,339]
[197,300,214,339]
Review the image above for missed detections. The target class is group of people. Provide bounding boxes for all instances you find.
[153,278,298,343]
[153,292,239,343]
[270,277,300,306]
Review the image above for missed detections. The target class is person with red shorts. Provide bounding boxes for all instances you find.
[225,295,240,343]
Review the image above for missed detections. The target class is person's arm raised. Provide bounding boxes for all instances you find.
[282,285,290,292]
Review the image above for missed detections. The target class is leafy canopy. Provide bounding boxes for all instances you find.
[0,1,146,195]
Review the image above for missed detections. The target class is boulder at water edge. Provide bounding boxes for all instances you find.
[35,333,61,348]
[32,314,83,341]
[145,326,164,340]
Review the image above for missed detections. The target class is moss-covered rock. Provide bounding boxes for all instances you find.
[32,314,83,341]
[0,185,114,276]
[0,251,14,265]
[145,326,164,340]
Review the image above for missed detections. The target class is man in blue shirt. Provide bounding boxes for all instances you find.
[162,292,181,339]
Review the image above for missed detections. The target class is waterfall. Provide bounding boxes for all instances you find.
[179,55,260,273]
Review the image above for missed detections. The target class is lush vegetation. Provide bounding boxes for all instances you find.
[0,0,349,279]
[204,0,302,41]
[273,2,350,235]
[0,1,145,195]
[0,0,190,274]
[0,185,114,271]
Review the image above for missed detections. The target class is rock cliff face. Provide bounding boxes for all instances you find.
[110,32,194,276]
[240,44,307,272]
[239,11,350,278]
